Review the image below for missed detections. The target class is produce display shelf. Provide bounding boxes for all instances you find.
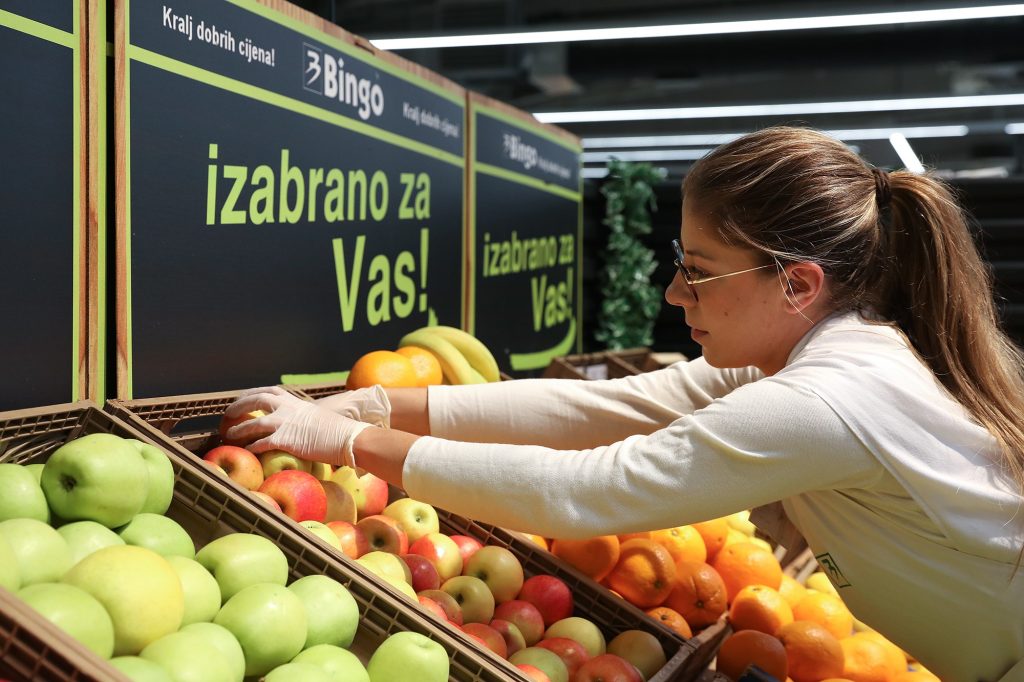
[110,392,728,681]
[543,348,685,381]
[1,400,513,682]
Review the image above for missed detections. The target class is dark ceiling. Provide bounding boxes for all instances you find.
[293,0,1024,178]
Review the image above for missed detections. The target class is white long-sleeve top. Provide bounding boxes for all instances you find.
[403,311,1024,681]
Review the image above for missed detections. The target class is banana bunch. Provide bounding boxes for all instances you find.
[398,326,500,385]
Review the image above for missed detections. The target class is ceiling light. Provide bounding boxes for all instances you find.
[582,125,969,148]
[1006,123,1024,134]
[889,133,925,173]
[583,149,712,162]
[536,94,1024,123]
[370,4,1024,50]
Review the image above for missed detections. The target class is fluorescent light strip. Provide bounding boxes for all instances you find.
[371,4,1024,50]
[583,149,712,162]
[582,125,969,148]
[889,133,925,173]
[582,168,611,179]
[535,94,1024,123]
[1007,123,1024,134]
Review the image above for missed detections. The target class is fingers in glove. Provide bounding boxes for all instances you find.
[225,414,279,445]
[246,434,285,455]
[225,392,288,419]
[237,385,288,399]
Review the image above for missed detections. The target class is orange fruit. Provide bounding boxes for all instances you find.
[347,350,419,388]
[717,630,789,682]
[840,636,900,682]
[521,533,549,551]
[645,606,692,639]
[693,518,730,561]
[893,672,938,682]
[652,526,707,564]
[395,346,443,386]
[711,542,783,602]
[618,531,652,542]
[851,632,906,673]
[663,560,728,630]
[605,539,677,608]
[728,584,794,636]
[793,592,854,640]
[551,535,621,583]
[776,621,845,682]
[778,575,808,609]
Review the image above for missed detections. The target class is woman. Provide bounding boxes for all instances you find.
[225,127,1024,680]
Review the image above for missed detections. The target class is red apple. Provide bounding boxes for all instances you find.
[218,409,265,445]
[461,623,508,659]
[356,515,409,555]
[417,589,463,626]
[537,637,591,678]
[441,575,495,624]
[203,460,228,477]
[490,619,526,657]
[463,545,524,603]
[417,595,450,622]
[408,532,463,582]
[450,535,484,565]
[251,491,283,513]
[257,469,327,523]
[494,600,546,646]
[402,554,441,592]
[326,521,368,559]
[574,654,643,682]
[544,617,606,659]
[518,575,573,627]
[204,445,264,490]
[321,481,358,524]
[516,664,552,682]
[330,466,389,518]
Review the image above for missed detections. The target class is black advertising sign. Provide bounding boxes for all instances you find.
[118,0,465,398]
[468,97,582,376]
[0,2,83,410]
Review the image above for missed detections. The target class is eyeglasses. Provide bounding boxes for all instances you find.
[671,239,776,301]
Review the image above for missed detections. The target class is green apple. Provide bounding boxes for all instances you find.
[0,463,49,523]
[24,463,45,482]
[0,518,72,585]
[544,617,606,658]
[288,575,359,649]
[108,656,174,682]
[17,583,115,659]
[0,534,21,591]
[178,622,245,682]
[58,520,125,565]
[194,533,288,602]
[300,520,343,551]
[63,545,184,656]
[309,461,334,481]
[509,647,569,682]
[259,450,312,477]
[607,629,667,680]
[381,498,439,544]
[40,433,148,528]
[140,630,235,682]
[166,556,221,626]
[264,662,333,682]
[441,575,495,624]
[127,440,175,515]
[213,582,307,677]
[367,631,449,682]
[293,644,369,682]
[118,513,195,559]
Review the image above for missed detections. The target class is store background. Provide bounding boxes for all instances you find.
[290,0,1024,360]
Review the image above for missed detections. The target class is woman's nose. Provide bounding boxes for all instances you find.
[665,272,697,308]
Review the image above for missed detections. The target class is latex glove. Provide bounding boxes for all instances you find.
[314,385,392,428]
[224,387,371,468]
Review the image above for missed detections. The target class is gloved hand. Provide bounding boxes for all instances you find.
[314,385,392,428]
[224,387,372,468]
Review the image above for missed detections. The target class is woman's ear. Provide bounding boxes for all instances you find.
[779,261,826,314]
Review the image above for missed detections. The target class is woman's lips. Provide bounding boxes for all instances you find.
[691,328,708,341]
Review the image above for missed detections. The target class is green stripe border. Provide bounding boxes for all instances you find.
[475,161,581,202]
[0,8,76,48]
[475,102,582,153]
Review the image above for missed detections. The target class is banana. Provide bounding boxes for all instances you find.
[420,326,500,382]
[398,329,485,385]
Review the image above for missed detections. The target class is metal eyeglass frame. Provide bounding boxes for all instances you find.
[671,238,776,301]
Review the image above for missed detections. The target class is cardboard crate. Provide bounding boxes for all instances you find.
[0,401,513,682]
[109,393,728,681]
[543,348,686,381]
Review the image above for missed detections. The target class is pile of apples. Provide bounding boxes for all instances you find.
[204,418,670,682]
[0,432,452,682]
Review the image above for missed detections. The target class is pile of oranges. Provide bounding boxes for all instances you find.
[532,516,939,682]
[346,347,443,389]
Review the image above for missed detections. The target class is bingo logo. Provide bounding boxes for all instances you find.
[302,43,383,120]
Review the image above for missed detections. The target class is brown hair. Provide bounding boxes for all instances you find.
[684,126,1024,522]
